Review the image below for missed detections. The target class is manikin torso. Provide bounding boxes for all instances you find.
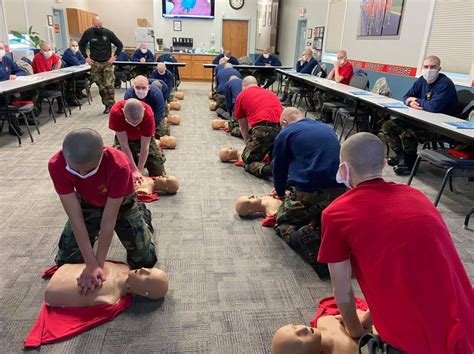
[316,313,361,353]
[45,262,130,307]
[260,196,282,216]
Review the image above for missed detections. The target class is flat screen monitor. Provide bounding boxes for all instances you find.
[162,0,215,19]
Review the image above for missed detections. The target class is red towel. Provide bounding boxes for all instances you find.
[234,160,244,167]
[261,214,277,227]
[11,100,33,107]
[137,192,159,203]
[223,127,230,133]
[310,296,368,327]
[448,148,474,159]
[25,263,133,348]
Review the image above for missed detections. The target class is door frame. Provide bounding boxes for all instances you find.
[221,18,251,57]
[52,7,68,51]
[294,18,307,64]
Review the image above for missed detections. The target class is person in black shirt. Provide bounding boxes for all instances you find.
[79,17,123,114]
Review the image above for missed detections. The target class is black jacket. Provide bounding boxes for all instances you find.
[79,27,123,62]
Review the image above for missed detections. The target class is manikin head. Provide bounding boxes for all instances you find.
[62,128,104,178]
[69,39,79,53]
[40,41,54,59]
[219,147,240,162]
[0,41,6,60]
[235,195,265,216]
[280,107,303,128]
[159,135,177,149]
[127,268,169,300]
[154,175,179,194]
[337,132,385,189]
[211,118,227,130]
[169,101,181,110]
[133,75,150,100]
[123,98,145,126]
[336,50,348,65]
[167,114,181,125]
[139,42,148,54]
[92,17,103,29]
[157,62,167,75]
[209,102,217,111]
[242,76,258,90]
[421,55,441,84]
[174,91,185,100]
[272,325,322,354]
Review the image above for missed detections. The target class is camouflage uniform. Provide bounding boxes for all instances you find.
[55,194,157,269]
[114,136,166,176]
[274,187,345,244]
[91,61,115,107]
[155,119,171,139]
[241,123,280,178]
[216,94,226,110]
[227,118,242,138]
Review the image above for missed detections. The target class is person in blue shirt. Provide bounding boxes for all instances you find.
[224,76,243,137]
[382,55,459,176]
[280,48,319,104]
[114,51,131,88]
[62,40,86,67]
[151,63,175,100]
[254,48,281,89]
[131,43,155,77]
[215,64,241,110]
[212,50,239,65]
[271,107,345,273]
[150,79,170,102]
[124,75,170,139]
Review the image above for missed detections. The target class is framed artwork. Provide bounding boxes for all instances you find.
[173,20,182,31]
[47,15,53,27]
[358,0,405,36]
[307,28,312,39]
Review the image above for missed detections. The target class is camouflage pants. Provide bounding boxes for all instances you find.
[114,136,166,176]
[55,194,157,269]
[228,118,242,138]
[275,187,345,244]
[241,124,280,178]
[382,119,434,156]
[155,118,171,139]
[255,70,277,89]
[216,94,226,110]
[90,61,115,107]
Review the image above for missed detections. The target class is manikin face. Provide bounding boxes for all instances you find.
[235,195,264,216]
[127,268,169,300]
[219,147,239,162]
[160,136,177,149]
[272,325,322,354]
[154,175,179,193]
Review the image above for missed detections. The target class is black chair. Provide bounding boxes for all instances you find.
[456,90,474,118]
[0,103,38,144]
[464,208,474,229]
[407,149,474,206]
[289,64,327,110]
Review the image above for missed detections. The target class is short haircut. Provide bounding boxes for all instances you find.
[341,133,384,176]
[150,80,162,90]
[133,75,148,86]
[424,55,441,66]
[124,98,145,123]
[224,63,233,68]
[157,62,166,72]
[69,39,78,45]
[40,41,51,50]
[280,107,302,124]
[62,128,103,165]
[304,48,313,57]
[229,75,239,81]
[242,75,258,87]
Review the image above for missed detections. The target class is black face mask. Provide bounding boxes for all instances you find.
[93,27,103,35]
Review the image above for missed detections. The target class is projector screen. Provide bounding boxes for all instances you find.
[162,0,215,19]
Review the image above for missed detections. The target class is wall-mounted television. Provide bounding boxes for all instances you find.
[162,0,215,19]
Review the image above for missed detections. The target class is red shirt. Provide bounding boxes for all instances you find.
[48,147,134,207]
[32,52,60,74]
[234,86,283,126]
[337,61,353,85]
[318,180,474,354]
[108,100,155,141]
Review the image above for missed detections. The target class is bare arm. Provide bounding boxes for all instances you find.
[53,58,62,70]
[333,64,344,83]
[137,136,151,173]
[238,119,249,143]
[327,68,335,80]
[95,197,123,267]
[116,131,138,171]
[329,261,367,338]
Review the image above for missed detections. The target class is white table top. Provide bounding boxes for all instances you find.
[114,61,186,67]
[0,69,72,95]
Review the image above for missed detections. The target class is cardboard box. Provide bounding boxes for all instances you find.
[137,18,152,27]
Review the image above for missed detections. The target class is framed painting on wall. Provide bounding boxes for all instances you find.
[358,0,405,36]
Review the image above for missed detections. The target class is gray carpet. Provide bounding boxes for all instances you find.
[0,82,472,353]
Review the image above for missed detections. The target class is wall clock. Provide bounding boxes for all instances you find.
[230,0,245,10]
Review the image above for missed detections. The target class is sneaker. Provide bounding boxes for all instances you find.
[393,164,412,176]
[387,157,399,167]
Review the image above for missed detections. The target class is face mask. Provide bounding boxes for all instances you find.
[263,53,270,59]
[338,59,345,65]
[71,46,79,53]
[422,68,439,83]
[93,27,103,34]
[134,88,148,99]
[141,48,148,54]
[224,56,229,60]
[0,49,5,59]
[43,50,53,59]
[335,162,352,189]
[65,155,103,179]
[125,118,141,127]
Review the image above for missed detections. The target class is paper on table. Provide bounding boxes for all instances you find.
[380,102,408,109]
[349,91,372,95]
[15,76,41,81]
[443,121,474,129]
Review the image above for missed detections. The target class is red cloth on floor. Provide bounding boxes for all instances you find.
[42,266,59,279]
[310,296,368,327]
[448,148,474,159]
[234,160,244,167]
[137,192,159,203]
[262,154,270,163]
[223,127,230,133]
[261,214,276,227]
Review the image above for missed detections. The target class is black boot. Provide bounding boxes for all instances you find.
[103,106,111,114]
[279,93,287,102]
[387,152,404,167]
[261,164,273,178]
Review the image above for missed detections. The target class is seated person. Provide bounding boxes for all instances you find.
[254,48,281,89]
[215,64,241,110]
[281,48,318,105]
[32,41,65,113]
[326,50,353,85]
[62,39,88,105]
[62,39,86,67]
[156,135,177,149]
[235,195,282,226]
[151,63,175,100]
[212,49,239,66]
[219,147,242,162]
[132,43,155,77]
[114,51,132,88]
[135,175,180,195]
[124,75,172,140]
[382,55,458,175]
[45,261,168,307]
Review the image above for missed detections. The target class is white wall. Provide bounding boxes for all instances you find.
[255,0,272,52]
[277,0,328,66]
[88,0,154,48]
[153,0,258,54]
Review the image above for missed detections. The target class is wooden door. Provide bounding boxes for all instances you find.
[222,20,249,58]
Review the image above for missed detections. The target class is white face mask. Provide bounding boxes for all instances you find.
[335,162,352,189]
[422,68,439,83]
[141,48,148,54]
[65,155,103,179]
[224,56,229,60]
[71,46,79,53]
[263,53,270,59]
[43,50,53,59]
[134,88,148,99]
[338,59,345,65]
[125,118,141,127]
[0,49,5,59]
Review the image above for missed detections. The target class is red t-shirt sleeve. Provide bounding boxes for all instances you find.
[234,93,245,120]
[108,105,126,132]
[107,161,134,199]
[340,63,354,83]
[48,153,75,195]
[52,54,60,65]
[141,104,155,137]
[318,209,351,263]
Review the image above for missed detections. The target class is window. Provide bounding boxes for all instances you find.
[324,0,347,56]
